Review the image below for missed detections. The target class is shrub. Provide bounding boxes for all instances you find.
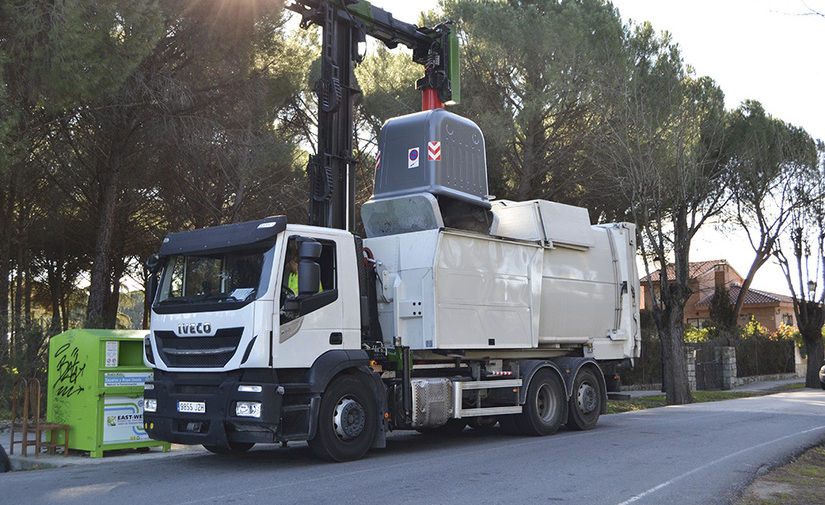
[685,325,712,343]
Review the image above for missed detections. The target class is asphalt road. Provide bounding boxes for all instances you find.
[2,389,824,505]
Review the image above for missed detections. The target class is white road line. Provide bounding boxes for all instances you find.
[615,424,825,505]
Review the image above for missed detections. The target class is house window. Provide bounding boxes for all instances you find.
[687,318,711,328]
[782,313,794,326]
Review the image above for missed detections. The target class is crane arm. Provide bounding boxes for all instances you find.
[287,0,460,105]
[285,0,459,230]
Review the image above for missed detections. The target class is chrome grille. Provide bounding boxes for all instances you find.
[155,328,243,368]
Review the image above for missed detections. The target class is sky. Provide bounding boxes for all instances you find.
[607,0,824,296]
[372,0,824,142]
[366,0,824,295]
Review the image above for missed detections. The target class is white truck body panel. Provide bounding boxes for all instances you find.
[365,200,640,361]
[490,199,596,249]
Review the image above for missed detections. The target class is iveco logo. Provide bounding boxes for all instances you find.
[177,322,212,336]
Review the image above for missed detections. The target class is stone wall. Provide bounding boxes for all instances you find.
[715,346,736,390]
[685,348,696,392]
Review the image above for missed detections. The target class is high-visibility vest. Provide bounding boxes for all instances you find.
[288,272,321,294]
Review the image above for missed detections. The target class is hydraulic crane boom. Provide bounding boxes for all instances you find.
[286,0,460,230]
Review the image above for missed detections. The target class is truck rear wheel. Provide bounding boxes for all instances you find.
[566,368,602,431]
[309,374,377,462]
[517,369,565,436]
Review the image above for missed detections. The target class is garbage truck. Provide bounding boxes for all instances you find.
[141,0,640,462]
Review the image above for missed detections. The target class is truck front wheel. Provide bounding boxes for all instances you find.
[309,374,377,462]
[517,369,565,436]
[566,367,602,431]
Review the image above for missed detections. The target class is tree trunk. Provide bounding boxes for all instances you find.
[804,331,824,388]
[47,262,63,336]
[24,258,32,326]
[0,175,10,358]
[13,247,23,335]
[85,156,123,328]
[797,300,825,388]
[104,241,128,328]
[656,303,693,404]
[105,266,123,329]
[61,294,69,332]
[657,207,694,405]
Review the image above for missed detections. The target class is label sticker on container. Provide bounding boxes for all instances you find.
[428,141,441,161]
[104,372,154,387]
[103,397,148,443]
[105,340,118,367]
[408,147,420,169]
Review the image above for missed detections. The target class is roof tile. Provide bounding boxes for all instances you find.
[696,283,792,307]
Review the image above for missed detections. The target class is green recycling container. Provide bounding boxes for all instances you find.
[46,329,171,458]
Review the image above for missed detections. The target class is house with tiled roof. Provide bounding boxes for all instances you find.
[641,259,796,333]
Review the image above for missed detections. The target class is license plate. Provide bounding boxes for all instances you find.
[177,401,206,414]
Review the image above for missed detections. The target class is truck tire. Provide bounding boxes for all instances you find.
[203,442,254,455]
[309,374,377,462]
[566,367,602,431]
[517,368,565,436]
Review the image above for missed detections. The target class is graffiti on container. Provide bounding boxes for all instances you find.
[54,342,86,397]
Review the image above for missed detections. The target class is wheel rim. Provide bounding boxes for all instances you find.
[576,382,598,414]
[333,397,366,440]
[536,383,559,423]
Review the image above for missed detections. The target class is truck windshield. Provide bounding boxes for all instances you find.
[156,248,268,307]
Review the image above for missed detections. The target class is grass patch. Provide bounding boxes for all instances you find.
[734,445,825,505]
[607,395,667,414]
[606,390,772,415]
[693,390,766,402]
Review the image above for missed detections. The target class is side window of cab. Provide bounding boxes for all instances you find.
[280,236,338,324]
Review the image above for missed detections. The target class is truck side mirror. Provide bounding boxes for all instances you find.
[297,239,322,296]
[147,275,159,305]
[146,254,164,275]
[145,254,166,305]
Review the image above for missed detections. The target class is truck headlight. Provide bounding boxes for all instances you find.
[235,401,262,418]
[238,385,262,393]
[145,399,157,413]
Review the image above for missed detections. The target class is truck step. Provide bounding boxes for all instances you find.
[458,406,521,417]
[453,379,522,419]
